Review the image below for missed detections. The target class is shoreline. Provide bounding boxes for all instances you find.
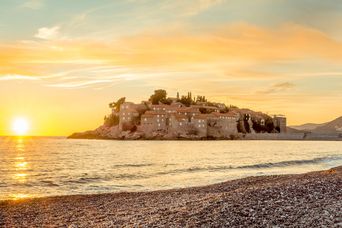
[68,132,342,141]
[1,166,341,227]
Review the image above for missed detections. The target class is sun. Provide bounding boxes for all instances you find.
[12,118,30,136]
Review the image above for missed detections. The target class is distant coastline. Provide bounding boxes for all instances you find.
[68,132,342,141]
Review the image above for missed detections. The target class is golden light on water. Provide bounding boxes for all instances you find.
[10,193,31,200]
[15,161,28,169]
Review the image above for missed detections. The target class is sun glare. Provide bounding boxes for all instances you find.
[12,118,30,136]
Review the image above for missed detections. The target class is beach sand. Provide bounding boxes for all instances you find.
[1,166,341,227]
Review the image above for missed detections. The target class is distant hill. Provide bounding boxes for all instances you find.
[290,116,342,134]
[286,127,308,134]
[291,123,325,131]
[313,116,342,134]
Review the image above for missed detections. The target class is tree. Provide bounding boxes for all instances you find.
[109,97,126,112]
[180,95,193,107]
[265,117,275,133]
[104,114,120,127]
[149,89,167,104]
[196,95,207,103]
[161,98,173,105]
[220,107,229,113]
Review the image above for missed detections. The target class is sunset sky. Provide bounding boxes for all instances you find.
[1,0,342,136]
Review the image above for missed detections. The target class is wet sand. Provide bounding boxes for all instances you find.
[1,166,341,227]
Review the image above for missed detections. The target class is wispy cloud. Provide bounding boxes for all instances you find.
[1,22,342,92]
[34,26,60,40]
[0,74,40,81]
[258,82,295,94]
[183,0,225,16]
[21,0,44,10]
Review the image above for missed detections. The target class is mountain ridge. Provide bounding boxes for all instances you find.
[291,116,342,134]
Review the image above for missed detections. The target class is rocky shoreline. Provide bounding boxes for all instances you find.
[1,166,341,227]
[68,125,342,141]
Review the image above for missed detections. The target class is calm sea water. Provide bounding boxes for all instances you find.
[0,137,341,200]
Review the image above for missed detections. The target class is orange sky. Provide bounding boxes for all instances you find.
[1,0,342,136]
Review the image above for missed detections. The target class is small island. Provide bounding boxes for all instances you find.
[69,90,287,140]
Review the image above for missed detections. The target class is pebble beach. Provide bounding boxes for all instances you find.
[1,166,341,227]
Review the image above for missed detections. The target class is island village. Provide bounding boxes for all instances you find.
[70,90,287,140]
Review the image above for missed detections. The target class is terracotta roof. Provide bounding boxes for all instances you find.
[191,105,219,110]
[151,104,169,108]
[144,111,166,115]
[172,114,188,121]
[122,108,139,113]
[192,115,208,120]
[141,114,156,118]
[176,107,200,113]
[209,112,237,118]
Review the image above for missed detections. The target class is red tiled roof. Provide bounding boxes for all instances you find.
[122,108,139,113]
[209,112,238,118]
[192,115,208,119]
[176,107,200,113]
[151,104,169,108]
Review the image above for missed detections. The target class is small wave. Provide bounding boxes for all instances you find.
[112,163,154,168]
[237,155,342,169]
[155,155,342,175]
[64,177,102,184]
[40,180,59,187]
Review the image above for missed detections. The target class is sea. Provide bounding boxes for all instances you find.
[0,137,341,200]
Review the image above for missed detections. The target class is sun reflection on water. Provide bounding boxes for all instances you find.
[15,137,25,152]
[15,161,28,169]
[10,193,31,200]
[13,137,29,183]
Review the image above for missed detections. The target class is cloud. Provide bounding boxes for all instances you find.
[181,0,225,16]
[34,26,60,40]
[21,0,44,10]
[0,74,40,81]
[258,82,295,94]
[1,22,342,90]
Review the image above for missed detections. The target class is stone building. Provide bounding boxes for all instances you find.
[140,111,168,136]
[118,100,242,138]
[169,114,193,136]
[273,115,287,133]
[207,112,238,138]
[191,115,208,138]
[119,102,140,130]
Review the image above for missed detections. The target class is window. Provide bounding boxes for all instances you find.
[158,123,161,127]
[180,123,182,126]
[123,117,125,120]
[144,118,147,121]
[198,125,201,128]
[157,115,159,117]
